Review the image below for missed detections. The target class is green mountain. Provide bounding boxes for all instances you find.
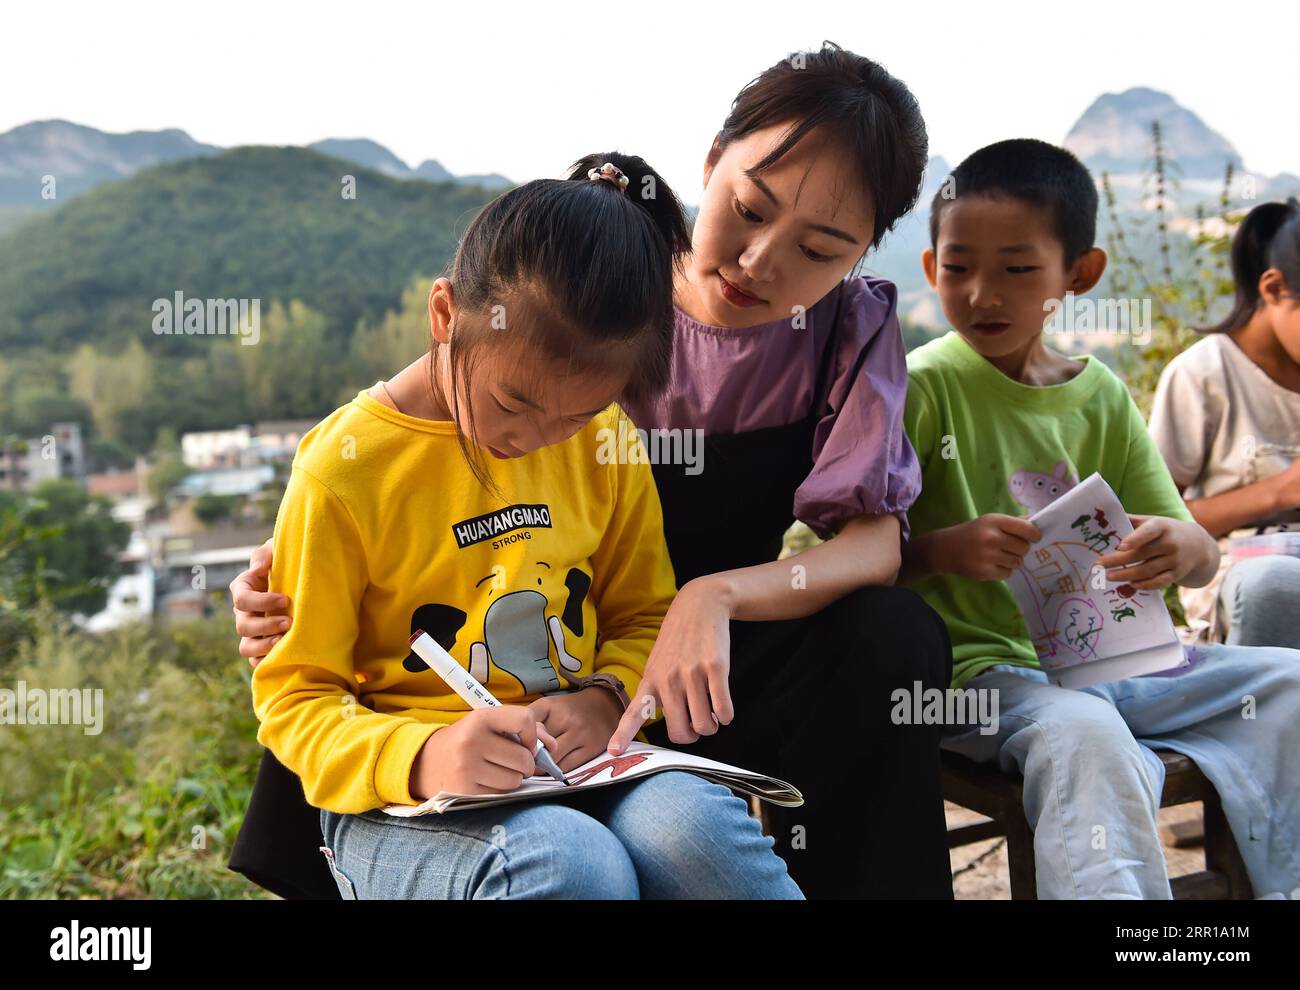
[0,145,503,352]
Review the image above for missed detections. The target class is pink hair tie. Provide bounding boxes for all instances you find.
[587,162,630,192]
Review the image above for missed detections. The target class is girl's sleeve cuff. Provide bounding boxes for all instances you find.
[374,721,442,807]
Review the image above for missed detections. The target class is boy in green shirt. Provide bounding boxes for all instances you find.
[901,138,1300,898]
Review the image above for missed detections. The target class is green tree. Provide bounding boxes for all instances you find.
[4,386,90,438]
[237,299,350,421]
[68,339,154,442]
[0,480,130,619]
[348,277,435,385]
[0,504,54,658]
[85,436,136,473]
[193,493,238,526]
[147,427,190,503]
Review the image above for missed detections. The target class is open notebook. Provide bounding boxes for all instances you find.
[1006,472,1188,690]
[382,742,804,816]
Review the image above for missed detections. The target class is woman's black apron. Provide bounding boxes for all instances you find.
[230,283,852,899]
[648,281,847,586]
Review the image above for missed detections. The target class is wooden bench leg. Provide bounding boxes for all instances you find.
[1004,814,1037,899]
[1202,790,1253,899]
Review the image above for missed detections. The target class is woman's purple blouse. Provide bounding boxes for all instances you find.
[621,275,921,539]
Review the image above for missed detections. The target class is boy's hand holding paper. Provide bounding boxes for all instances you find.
[944,513,1043,581]
[1005,473,1194,689]
[1097,514,1219,589]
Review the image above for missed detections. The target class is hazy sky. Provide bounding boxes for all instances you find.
[6,0,1295,198]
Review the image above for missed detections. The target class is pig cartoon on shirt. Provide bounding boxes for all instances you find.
[1008,461,1078,514]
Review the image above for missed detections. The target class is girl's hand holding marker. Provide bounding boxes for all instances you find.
[409,706,560,799]
[407,630,567,794]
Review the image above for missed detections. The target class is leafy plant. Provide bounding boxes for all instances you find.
[0,480,130,621]
[1100,120,1239,415]
[0,610,270,899]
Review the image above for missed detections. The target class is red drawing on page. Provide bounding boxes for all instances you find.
[565,753,653,786]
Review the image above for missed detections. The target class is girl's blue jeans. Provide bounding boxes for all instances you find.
[1220,553,1300,650]
[319,769,804,899]
[941,643,1300,899]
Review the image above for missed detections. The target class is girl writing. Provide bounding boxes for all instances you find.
[250,152,802,899]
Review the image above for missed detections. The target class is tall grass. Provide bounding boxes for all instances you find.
[0,604,271,898]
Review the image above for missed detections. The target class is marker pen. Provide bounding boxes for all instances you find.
[408,629,569,785]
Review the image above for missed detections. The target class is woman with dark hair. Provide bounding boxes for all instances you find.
[231,41,955,900]
[1149,198,1300,648]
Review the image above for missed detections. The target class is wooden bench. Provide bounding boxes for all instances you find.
[942,748,1254,899]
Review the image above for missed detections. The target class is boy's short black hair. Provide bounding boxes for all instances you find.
[929,138,1098,264]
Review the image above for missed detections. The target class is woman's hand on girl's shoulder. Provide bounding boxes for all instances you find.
[231,538,292,667]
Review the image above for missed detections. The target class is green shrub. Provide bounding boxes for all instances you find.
[0,606,269,899]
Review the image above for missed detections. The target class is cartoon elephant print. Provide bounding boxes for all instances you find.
[401,567,592,696]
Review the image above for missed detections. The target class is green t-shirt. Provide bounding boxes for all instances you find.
[903,331,1193,689]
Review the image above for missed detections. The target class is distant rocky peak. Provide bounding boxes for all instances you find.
[1063,87,1241,180]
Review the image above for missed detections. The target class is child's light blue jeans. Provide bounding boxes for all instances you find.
[319,769,804,899]
[941,644,1300,899]
[1220,554,1300,650]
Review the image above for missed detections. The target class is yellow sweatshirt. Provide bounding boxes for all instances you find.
[251,388,678,814]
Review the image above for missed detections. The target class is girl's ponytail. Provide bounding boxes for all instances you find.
[565,152,693,273]
[448,149,691,406]
[441,148,692,494]
[1201,197,1300,334]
